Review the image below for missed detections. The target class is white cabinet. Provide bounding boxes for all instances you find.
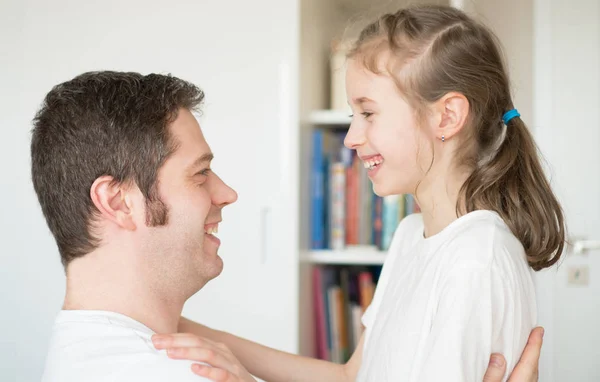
[181,0,300,354]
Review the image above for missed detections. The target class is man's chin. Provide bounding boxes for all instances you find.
[186,259,223,298]
[203,253,224,281]
[211,256,224,278]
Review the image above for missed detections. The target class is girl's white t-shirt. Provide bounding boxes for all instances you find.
[357,210,536,382]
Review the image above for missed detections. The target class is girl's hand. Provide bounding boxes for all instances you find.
[153,333,256,382]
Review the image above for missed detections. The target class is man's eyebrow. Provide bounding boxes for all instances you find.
[187,153,214,171]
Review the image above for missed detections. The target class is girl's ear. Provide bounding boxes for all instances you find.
[432,92,469,141]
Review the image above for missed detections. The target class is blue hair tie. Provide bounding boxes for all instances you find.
[502,109,520,125]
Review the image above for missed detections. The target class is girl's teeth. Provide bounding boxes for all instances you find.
[363,158,383,169]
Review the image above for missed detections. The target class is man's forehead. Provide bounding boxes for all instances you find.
[164,109,213,166]
[169,109,210,142]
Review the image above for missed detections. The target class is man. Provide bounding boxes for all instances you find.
[35,71,238,381]
[33,71,541,382]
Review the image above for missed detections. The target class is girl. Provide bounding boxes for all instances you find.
[154,5,559,381]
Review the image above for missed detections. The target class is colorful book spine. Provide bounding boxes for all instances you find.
[311,130,325,249]
[329,162,346,250]
[313,266,377,363]
[382,195,400,250]
[345,156,359,245]
[372,193,383,249]
[359,165,372,245]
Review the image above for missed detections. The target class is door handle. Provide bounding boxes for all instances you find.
[572,240,600,255]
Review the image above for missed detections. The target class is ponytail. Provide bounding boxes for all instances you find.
[460,115,565,270]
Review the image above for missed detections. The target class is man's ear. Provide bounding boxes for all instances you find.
[432,92,469,141]
[90,176,137,231]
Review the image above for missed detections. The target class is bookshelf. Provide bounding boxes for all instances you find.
[297,0,438,366]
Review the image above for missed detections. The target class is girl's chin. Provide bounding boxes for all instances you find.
[372,180,411,198]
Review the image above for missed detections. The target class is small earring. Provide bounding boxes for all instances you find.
[441,135,445,142]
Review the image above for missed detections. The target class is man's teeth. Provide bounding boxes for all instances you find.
[363,158,383,170]
[205,226,219,235]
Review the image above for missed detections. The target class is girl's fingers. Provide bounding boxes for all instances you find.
[192,364,236,382]
[152,333,221,351]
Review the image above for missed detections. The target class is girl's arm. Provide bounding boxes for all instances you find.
[153,318,542,382]
[174,317,363,382]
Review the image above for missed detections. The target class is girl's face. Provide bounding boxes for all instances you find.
[344,58,435,197]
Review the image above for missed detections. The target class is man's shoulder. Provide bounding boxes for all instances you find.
[44,332,212,382]
[119,355,211,381]
[43,310,211,382]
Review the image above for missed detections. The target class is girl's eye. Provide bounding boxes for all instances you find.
[349,112,373,119]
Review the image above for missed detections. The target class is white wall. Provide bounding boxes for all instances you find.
[461,0,534,129]
[0,1,300,381]
[1,1,68,380]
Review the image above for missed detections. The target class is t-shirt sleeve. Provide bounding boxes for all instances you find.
[416,263,497,382]
[120,356,213,381]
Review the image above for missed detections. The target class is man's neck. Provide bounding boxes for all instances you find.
[63,248,185,334]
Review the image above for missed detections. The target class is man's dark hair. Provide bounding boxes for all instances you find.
[31,71,205,266]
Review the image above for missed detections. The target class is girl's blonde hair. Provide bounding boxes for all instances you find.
[348,5,565,270]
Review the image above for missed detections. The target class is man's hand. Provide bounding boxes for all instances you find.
[483,327,544,382]
[153,333,256,382]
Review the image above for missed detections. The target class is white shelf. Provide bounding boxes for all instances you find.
[309,109,352,125]
[303,247,387,265]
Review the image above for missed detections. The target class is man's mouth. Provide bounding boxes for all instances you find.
[204,223,219,235]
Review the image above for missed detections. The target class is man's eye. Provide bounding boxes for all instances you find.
[197,168,211,177]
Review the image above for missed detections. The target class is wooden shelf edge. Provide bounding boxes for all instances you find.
[302,248,387,265]
[308,109,352,125]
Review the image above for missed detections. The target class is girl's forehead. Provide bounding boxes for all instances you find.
[348,67,399,99]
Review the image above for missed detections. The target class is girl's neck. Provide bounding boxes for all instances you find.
[415,167,471,238]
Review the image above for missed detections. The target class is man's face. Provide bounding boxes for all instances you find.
[135,108,238,296]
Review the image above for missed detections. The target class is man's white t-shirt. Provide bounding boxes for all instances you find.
[41,310,210,382]
[357,210,536,382]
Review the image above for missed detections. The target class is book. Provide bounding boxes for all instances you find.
[310,128,420,250]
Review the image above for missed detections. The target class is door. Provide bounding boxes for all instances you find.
[533,0,600,381]
[176,0,301,357]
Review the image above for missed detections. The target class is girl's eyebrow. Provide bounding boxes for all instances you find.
[353,96,377,104]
